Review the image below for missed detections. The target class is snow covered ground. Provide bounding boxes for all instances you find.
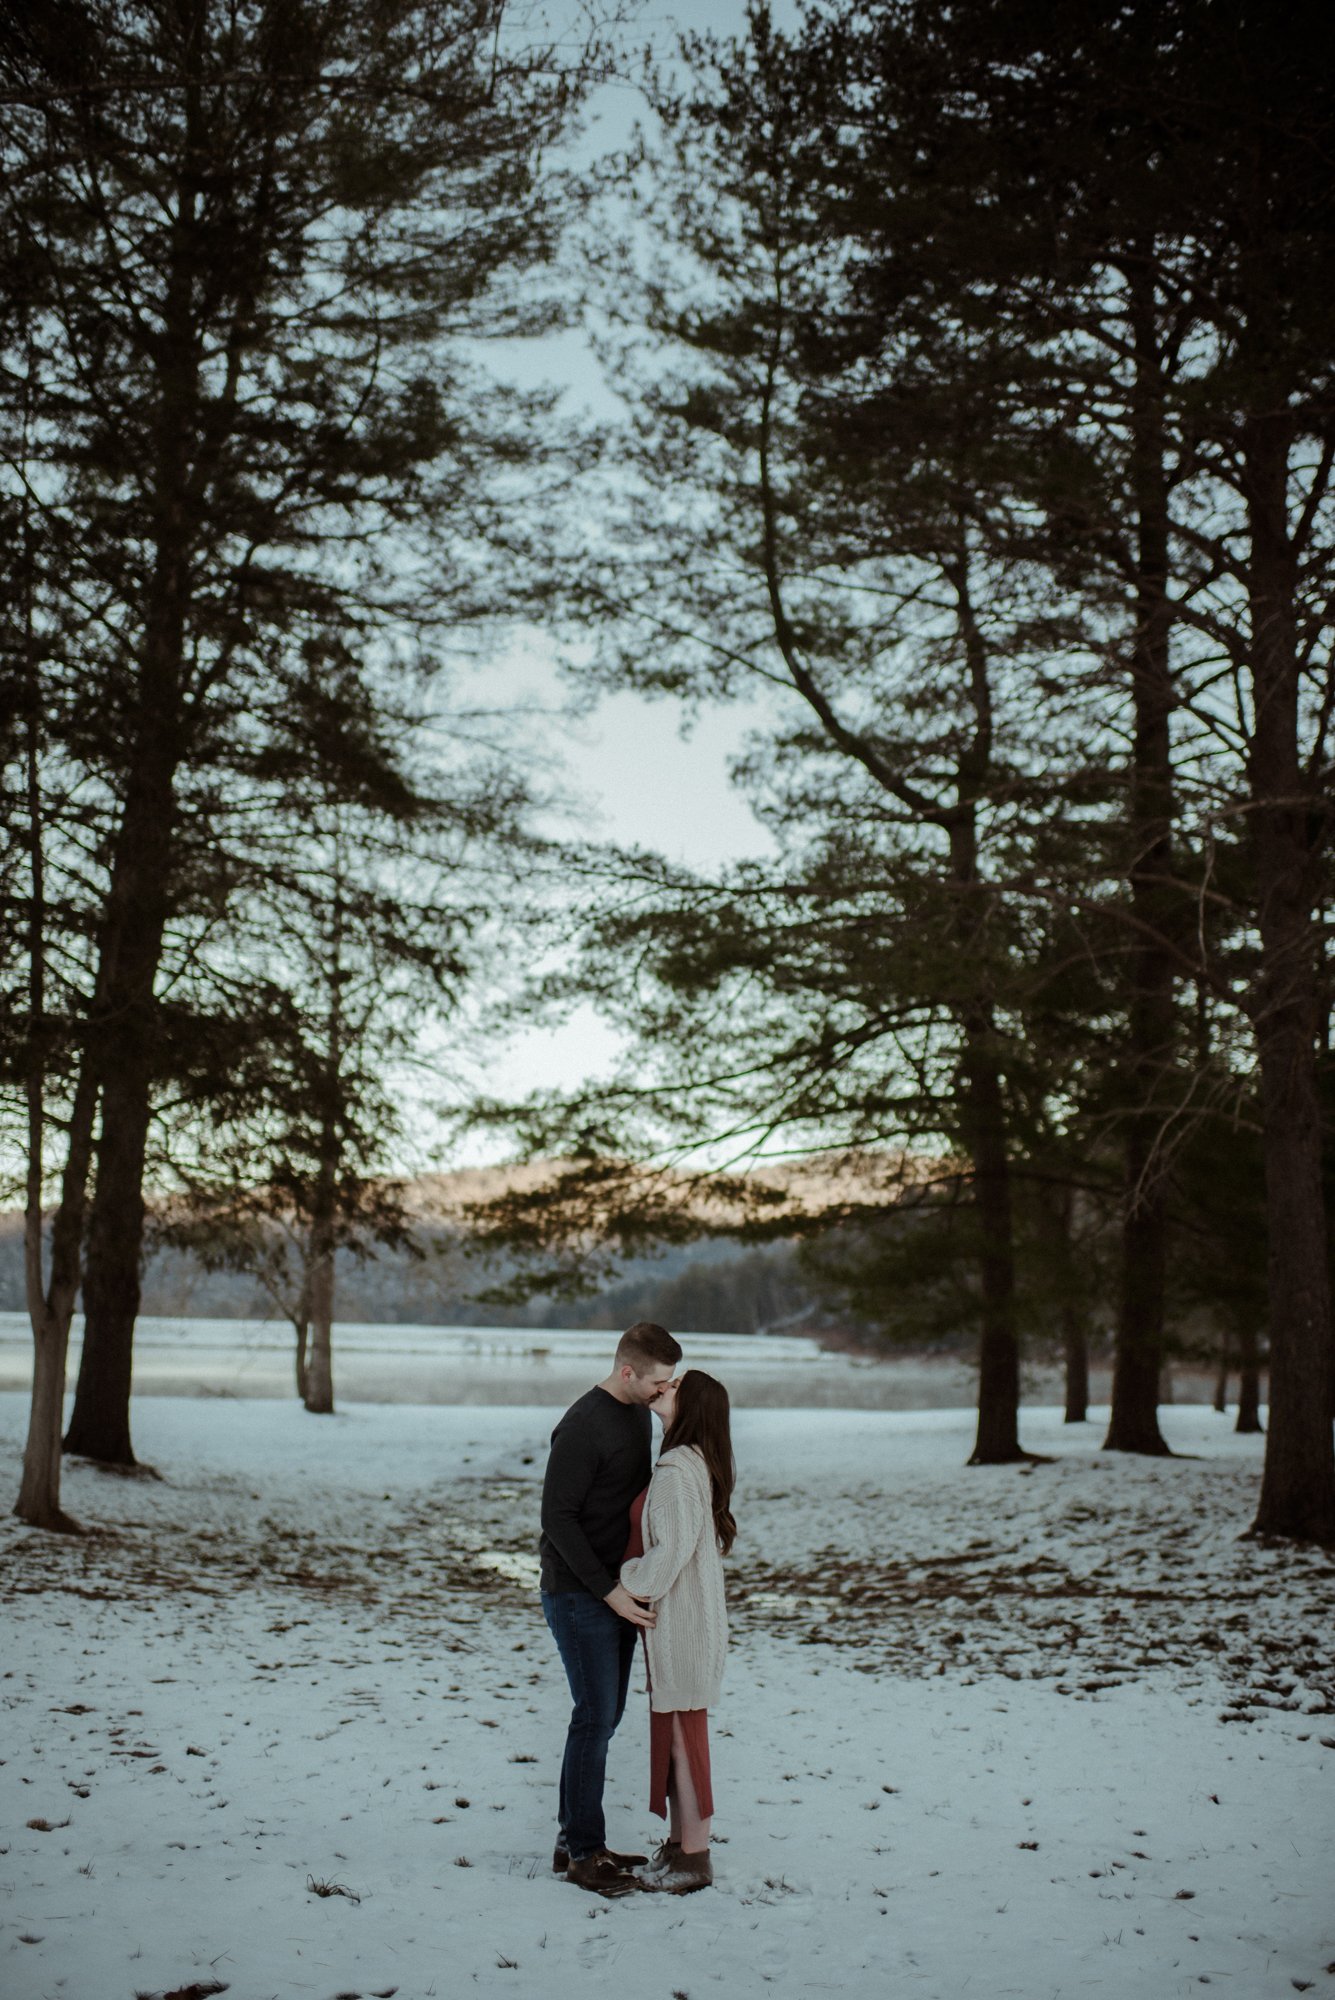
[2,1393,1332,2000]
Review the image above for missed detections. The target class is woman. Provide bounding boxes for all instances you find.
[620,1368,735,1894]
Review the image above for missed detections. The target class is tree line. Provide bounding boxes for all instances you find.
[1,0,1332,1545]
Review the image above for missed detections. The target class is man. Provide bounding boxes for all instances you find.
[540,1320,683,1897]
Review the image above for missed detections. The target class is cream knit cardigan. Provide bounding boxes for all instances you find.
[619,1444,728,1713]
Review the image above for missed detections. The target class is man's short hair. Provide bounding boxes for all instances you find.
[615,1321,682,1373]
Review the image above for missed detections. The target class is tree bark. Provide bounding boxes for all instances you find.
[15,659,102,1526]
[64,1058,154,1464]
[1062,1304,1089,1423]
[16,1072,100,1529]
[1038,1181,1088,1422]
[1104,255,1174,1458]
[1235,1320,1263,1435]
[1105,1124,1171,1453]
[962,1008,1025,1463]
[303,894,344,1418]
[1244,408,1335,1543]
[945,559,1027,1466]
[62,53,200,1461]
[303,1225,335,1414]
[1213,1352,1229,1413]
[14,502,101,1530]
[294,1270,311,1402]
[20,1300,78,1531]
[63,750,177,1463]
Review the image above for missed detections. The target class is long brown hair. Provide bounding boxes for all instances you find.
[661,1369,736,1555]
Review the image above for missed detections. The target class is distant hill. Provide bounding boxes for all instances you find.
[0,1156,854,1335]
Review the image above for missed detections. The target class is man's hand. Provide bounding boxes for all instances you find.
[605,1583,656,1627]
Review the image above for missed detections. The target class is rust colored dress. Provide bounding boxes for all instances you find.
[625,1486,714,1821]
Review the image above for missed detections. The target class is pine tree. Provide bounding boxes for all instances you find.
[1,0,596,1513]
[486,14,1118,1462]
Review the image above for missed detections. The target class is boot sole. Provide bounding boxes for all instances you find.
[556,1849,645,1874]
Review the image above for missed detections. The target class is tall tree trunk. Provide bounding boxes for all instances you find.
[63,768,175,1465]
[17,1069,101,1529]
[1105,256,1174,1457]
[1063,1304,1089,1423]
[947,559,1026,1466]
[64,1058,154,1464]
[1038,1180,1087,1421]
[1235,1320,1263,1435]
[756,371,1027,1465]
[962,1009,1025,1463]
[63,33,200,1467]
[1245,409,1335,1544]
[1106,1125,1171,1453]
[1213,1350,1229,1413]
[294,1268,312,1402]
[303,895,344,1418]
[15,616,102,1529]
[20,1303,77,1531]
[303,1224,335,1414]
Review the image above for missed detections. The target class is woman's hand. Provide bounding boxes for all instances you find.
[653,1377,679,1428]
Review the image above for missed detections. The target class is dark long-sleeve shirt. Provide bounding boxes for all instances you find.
[539,1386,652,1600]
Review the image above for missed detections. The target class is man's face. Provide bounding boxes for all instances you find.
[622,1363,676,1407]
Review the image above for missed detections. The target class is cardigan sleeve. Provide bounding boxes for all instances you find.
[618,1457,707,1603]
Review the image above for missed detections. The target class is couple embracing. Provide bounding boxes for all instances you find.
[539,1321,735,1899]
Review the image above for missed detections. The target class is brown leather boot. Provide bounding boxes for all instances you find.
[641,1846,712,1894]
[635,1839,683,1887]
[554,1842,646,1874]
[565,1850,641,1898]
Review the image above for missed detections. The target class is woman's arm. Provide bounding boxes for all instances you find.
[619,1461,706,1603]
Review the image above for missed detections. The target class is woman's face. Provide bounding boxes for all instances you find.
[653,1377,680,1428]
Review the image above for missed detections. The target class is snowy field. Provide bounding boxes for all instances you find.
[2,1392,1333,2000]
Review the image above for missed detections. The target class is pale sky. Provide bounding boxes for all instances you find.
[443,688,770,1139]
[439,0,792,1148]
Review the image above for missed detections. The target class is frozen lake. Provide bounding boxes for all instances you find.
[0,1309,1208,1409]
[0,1310,980,1407]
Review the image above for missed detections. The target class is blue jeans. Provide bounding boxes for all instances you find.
[542,1589,639,1861]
